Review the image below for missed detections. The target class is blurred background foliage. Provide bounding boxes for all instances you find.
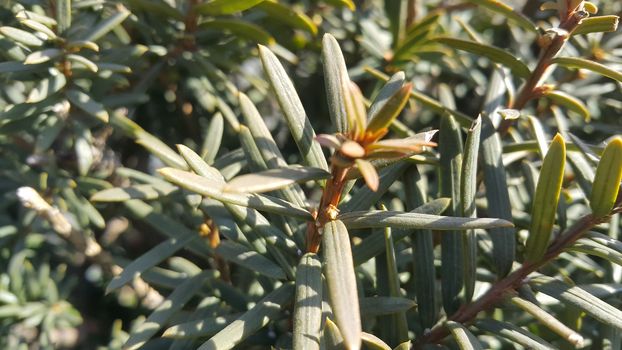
[0,0,621,349]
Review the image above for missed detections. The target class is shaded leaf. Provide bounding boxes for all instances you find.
[465,0,538,33]
[460,116,481,302]
[216,241,285,280]
[366,83,413,135]
[200,19,274,45]
[91,184,177,202]
[352,198,450,265]
[359,297,416,316]
[531,276,622,330]
[124,271,212,350]
[256,1,317,35]
[106,235,197,292]
[163,315,238,339]
[196,0,264,15]
[434,37,531,79]
[475,319,555,350]
[80,4,131,42]
[197,282,295,350]
[66,89,109,122]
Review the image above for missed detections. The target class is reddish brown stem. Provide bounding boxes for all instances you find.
[497,11,585,135]
[307,164,350,253]
[414,213,608,348]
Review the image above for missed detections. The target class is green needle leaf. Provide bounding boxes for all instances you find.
[196,0,265,15]
[322,34,350,133]
[464,0,538,33]
[66,89,109,122]
[258,45,328,171]
[158,167,312,220]
[525,134,566,263]
[223,166,330,194]
[446,321,484,350]
[323,220,362,350]
[339,211,514,230]
[198,282,295,350]
[293,253,322,350]
[434,37,531,79]
[553,56,622,84]
[590,137,622,217]
[543,90,590,121]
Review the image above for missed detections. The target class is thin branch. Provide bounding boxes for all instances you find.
[414,213,609,348]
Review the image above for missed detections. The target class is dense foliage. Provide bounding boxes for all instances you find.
[1,0,621,349]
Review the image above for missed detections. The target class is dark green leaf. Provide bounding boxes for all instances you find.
[434,37,531,79]
[197,282,295,350]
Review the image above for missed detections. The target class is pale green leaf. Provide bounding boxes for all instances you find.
[0,26,44,46]
[465,0,538,33]
[66,89,109,122]
[293,253,322,350]
[323,220,362,350]
[258,45,328,171]
[339,211,514,230]
[322,33,350,133]
[158,167,312,220]
[223,166,330,193]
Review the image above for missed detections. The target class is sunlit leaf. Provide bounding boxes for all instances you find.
[66,89,109,122]
[223,166,330,193]
[196,0,265,15]
[323,220,362,350]
[590,137,622,217]
[258,45,328,171]
[525,134,566,263]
